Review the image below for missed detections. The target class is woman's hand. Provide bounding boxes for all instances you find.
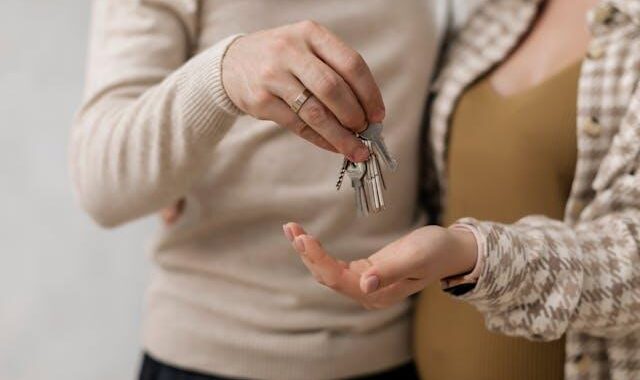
[283,223,478,309]
[222,21,386,162]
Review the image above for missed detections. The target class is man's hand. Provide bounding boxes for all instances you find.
[222,21,386,162]
[282,223,478,309]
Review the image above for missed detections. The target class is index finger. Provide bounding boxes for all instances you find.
[295,234,364,300]
[303,22,386,122]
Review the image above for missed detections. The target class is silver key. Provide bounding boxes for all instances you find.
[336,123,393,216]
[335,157,349,190]
[366,140,386,212]
[369,144,385,211]
[373,151,386,191]
[362,141,374,208]
[363,141,382,212]
[347,162,368,216]
[360,123,398,171]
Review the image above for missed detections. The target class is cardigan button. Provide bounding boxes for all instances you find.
[587,44,605,60]
[583,117,602,137]
[593,3,616,25]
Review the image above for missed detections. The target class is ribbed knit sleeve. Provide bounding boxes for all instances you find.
[70,0,243,227]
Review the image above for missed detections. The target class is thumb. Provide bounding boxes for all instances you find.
[360,243,424,294]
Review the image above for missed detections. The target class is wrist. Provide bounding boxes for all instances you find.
[443,228,478,278]
[220,35,246,112]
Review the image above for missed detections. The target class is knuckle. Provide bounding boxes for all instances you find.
[247,90,272,113]
[303,101,329,125]
[344,52,367,76]
[343,111,366,130]
[259,63,279,82]
[269,36,291,54]
[298,19,320,33]
[255,92,273,109]
[316,73,341,98]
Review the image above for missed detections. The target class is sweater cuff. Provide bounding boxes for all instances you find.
[441,218,493,300]
[440,223,485,294]
[177,34,245,141]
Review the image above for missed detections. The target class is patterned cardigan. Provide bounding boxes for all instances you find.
[427,0,640,379]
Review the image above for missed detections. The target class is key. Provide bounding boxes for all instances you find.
[367,140,386,212]
[335,157,349,190]
[362,141,374,208]
[336,123,393,216]
[368,142,385,211]
[360,123,398,172]
[347,162,368,216]
[373,151,386,191]
[363,141,382,212]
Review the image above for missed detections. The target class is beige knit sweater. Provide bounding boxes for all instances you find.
[71,1,445,379]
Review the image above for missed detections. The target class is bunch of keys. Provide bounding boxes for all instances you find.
[336,123,398,216]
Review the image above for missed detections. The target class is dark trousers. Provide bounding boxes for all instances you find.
[139,353,419,380]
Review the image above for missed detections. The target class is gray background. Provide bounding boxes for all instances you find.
[1,1,152,379]
[0,1,478,379]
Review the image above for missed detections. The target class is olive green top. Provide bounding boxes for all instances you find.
[443,63,579,226]
[415,61,580,380]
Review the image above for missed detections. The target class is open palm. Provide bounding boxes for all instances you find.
[283,222,477,309]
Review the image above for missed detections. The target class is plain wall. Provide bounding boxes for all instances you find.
[1,1,152,379]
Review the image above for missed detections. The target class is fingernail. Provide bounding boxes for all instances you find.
[293,236,306,253]
[362,275,380,294]
[283,225,293,242]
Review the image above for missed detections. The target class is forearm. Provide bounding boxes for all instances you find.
[452,208,640,340]
[449,217,583,340]
[71,37,243,227]
[70,2,245,227]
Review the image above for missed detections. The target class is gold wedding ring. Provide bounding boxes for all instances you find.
[290,88,312,114]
